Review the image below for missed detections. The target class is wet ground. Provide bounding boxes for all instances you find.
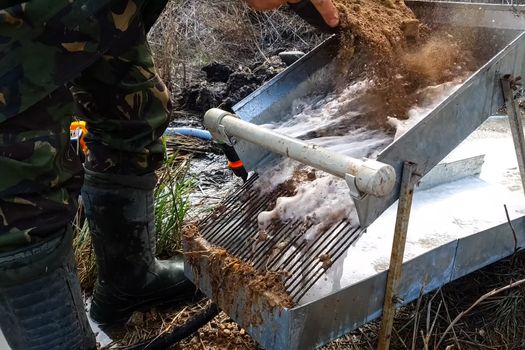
[186,153,244,221]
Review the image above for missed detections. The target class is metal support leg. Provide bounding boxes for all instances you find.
[377,162,419,350]
[502,75,525,196]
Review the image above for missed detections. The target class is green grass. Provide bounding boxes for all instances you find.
[73,155,194,292]
[154,154,194,258]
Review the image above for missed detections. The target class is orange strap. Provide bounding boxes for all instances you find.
[228,160,244,169]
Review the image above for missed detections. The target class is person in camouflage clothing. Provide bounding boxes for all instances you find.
[0,2,178,348]
[0,0,339,349]
[0,0,170,249]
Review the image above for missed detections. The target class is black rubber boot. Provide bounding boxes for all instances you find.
[82,170,196,325]
[0,229,96,350]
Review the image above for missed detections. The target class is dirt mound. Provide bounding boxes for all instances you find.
[332,0,473,121]
[335,0,418,61]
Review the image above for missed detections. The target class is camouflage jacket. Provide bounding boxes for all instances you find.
[0,0,167,121]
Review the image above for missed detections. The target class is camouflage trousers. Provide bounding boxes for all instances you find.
[0,0,169,251]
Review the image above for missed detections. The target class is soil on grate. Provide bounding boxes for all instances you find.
[183,225,295,316]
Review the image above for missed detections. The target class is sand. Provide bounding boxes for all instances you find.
[183,226,295,316]
[332,0,473,121]
[335,0,418,61]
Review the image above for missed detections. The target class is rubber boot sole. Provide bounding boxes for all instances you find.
[90,286,203,326]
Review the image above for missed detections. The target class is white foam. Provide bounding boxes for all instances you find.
[297,114,525,304]
[253,76,482,302]
[256,78,462,234]
[256,80,392,233]
[0,328,10,350]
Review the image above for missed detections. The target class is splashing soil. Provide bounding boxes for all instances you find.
[333,0,475,122]
[402,36,463,82]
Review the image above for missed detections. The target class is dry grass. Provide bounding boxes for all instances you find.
[148,0,326,88]
[164,134,216,156]
[93,250,525,349]
[107,300,258,350]
[73,206,97,294]
[324,250,525,350]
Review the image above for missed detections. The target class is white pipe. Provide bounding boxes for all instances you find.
[204,108,396,197]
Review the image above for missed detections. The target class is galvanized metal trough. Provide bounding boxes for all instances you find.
[184,2,525,349]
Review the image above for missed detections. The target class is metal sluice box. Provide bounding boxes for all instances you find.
[184,2,525,349]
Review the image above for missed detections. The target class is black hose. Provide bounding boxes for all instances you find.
[123,303,220,350]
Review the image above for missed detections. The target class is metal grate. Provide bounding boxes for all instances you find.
[198,174,364,303]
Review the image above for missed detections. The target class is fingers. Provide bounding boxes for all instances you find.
[245,0,340,29]
[245,0,287,10]
[310,0,340,27]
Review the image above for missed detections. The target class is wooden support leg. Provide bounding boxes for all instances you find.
[377,161,419,350]
[502,75,525,196]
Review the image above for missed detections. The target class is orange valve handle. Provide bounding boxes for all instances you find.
[227,160,244,169]
[70,121,88,155]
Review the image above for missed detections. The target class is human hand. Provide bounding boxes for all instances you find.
[244,0,287,10]
[244,0,340,29]
[288,0,340,28]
